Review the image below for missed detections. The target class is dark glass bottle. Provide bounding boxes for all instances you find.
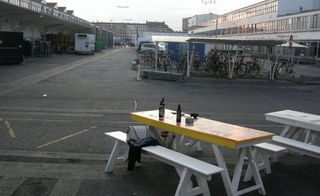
[176,104,181,124]
[159,98,165,120]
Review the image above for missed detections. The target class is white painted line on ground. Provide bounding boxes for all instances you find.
[37,126,98,149]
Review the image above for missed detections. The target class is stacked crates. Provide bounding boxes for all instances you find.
[46,33,72,54]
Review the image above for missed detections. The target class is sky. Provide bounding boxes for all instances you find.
[50,0,264,31]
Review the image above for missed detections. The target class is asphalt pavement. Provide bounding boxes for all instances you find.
[0,48,319,195]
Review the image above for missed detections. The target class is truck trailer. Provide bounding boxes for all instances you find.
[74,33,95,55]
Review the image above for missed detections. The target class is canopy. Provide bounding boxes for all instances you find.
[152,36,190,43]
[187,37,284,46]
[276,42,309,48]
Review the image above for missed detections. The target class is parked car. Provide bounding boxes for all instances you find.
[137,41,153,52]
[140,42,166,54]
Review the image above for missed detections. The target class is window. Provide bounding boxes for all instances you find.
[292,16,309,30]
[277,18,290,31]
[310,14,320,29]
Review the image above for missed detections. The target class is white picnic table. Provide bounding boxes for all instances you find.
[265,110,320,144]
[131,109,274,196]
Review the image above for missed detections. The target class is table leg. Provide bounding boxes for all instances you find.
[149,126,176,148]
[231,148,247,193]
[310,133,319,145]
[211,144,233,196]
[175,134,185,152]
[212,145,266,196]
[280,125,291,137]
[304,129,311,143]
[149,126,163,144]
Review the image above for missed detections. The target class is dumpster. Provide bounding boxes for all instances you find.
[0,31,23,64]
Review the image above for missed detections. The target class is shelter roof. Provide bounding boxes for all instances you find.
[187,37,284,46]
[152,36,190,43]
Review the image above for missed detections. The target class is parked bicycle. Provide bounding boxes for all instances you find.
[245,56,260,77]
[177,55,187,73]
[159,51,172,72]
[276,59,294,75]
[218,54,247,78]
[203,49,220,75]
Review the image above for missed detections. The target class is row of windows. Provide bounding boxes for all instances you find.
[194,13,320,36]
[218,1,278,24]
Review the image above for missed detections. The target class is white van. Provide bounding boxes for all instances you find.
[75,33,95,55]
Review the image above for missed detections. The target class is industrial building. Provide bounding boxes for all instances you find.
[0,0,113,62]
[189,0,320,57]
[96,21,173,45]
[182,13,219,32]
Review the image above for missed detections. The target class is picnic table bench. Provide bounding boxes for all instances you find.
[104,131,223,196]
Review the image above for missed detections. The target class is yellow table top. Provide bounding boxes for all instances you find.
[131,109,274,149]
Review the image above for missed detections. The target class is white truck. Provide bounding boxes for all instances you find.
[75,33,95,55]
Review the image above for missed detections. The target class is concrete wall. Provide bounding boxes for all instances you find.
[278,0,315,16]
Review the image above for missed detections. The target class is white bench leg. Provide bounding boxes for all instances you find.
[195,175,210,196]
[247,147,266,195]
[105,140,121,173]
[261,152,272,174]
[175,167,193,196]
[175,167,211,196]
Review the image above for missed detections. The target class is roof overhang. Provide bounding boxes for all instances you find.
[152,36,190,43]
[187,37,284,46]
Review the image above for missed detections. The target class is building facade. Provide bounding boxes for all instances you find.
[96,21,173,44]
[188,13,219,31]
[182,13,219,32]
[0,0,112,55]
[189,0,320,57]
[182,17,191,32]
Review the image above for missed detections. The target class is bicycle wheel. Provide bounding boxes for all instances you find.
[276,63,286,75]
[286,64,294,74]
[248,63,260,78]
[236,63,247,77]
[218,63,228,77]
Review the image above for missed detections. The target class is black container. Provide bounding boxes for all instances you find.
[0,31,23,64]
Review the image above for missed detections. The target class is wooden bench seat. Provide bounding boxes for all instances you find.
[105,131,223,196]
[272,135,320,159]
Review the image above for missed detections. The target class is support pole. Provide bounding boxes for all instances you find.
[187,42,191,77]
[155,41,158,70]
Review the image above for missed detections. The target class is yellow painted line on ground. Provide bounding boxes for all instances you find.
[37,127,94,149]
[4,121,16,139]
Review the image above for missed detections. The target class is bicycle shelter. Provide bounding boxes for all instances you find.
[151,36,190,72]
[186,37,284,80]
[148,36,285,80]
